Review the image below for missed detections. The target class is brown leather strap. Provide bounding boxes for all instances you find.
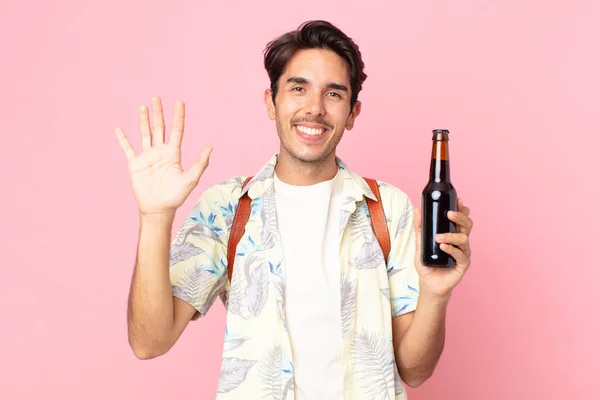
[227,176,391,283]
[364,178,391,263]
[227,176,253,282]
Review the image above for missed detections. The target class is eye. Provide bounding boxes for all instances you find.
[327,92,342,98]
[291,86,305,92]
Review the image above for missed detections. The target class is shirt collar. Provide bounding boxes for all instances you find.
[238,154,377,202]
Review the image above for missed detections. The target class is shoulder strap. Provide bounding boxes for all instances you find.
[227,176,253,282]
[226,176,391,282]
[364,178,391,263]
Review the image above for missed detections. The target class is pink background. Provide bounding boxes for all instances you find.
[1,0,598,399]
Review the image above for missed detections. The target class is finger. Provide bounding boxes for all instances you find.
[139,105,152,149]
[413,206,422,261]
[435,232,468,247]
[152,96,166,145]
[183,147,213,187]
[169,100,185,147]
[437,233,471,257]
[439,243,470,269]
[413,206,422,231]
[448,210,473,235]
[458,198,470,217]
[114,127,136,162]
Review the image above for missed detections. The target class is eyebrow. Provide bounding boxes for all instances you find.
[287,76,348,92]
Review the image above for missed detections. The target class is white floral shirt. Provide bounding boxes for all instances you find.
[170,154,420,399]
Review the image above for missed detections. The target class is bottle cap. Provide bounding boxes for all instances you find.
[432,129,449,134]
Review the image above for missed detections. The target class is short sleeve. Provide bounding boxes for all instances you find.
[169,189,229,321]
[384,188,420,317]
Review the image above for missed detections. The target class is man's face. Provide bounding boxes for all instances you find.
[264,48,361,165]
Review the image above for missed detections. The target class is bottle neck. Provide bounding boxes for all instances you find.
[429,139,451,182]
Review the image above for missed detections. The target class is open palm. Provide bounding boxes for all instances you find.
[115,97,212,215]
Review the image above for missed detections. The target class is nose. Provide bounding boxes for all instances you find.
[305,92,325,116]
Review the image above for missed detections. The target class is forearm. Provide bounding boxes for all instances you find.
[127,212,176,357]
[396,292,449,387]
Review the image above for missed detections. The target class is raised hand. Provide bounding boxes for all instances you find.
[413,198,474,300]
[115,97,212,216]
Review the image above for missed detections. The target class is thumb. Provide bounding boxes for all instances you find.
[183,146,212,187]
[413,205,422,232]
[413,205,423,262]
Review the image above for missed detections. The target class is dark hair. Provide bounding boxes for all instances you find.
[263,20,367,109]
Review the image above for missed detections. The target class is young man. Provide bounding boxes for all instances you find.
[115,20,474,399]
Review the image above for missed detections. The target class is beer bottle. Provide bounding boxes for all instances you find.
[421,129,458,268]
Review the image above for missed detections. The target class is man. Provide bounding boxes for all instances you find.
[115,20,473,399]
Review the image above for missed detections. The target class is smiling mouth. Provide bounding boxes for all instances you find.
[295,124,327,136]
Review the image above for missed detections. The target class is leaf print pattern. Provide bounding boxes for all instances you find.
[348,207,374,243]
[220,287,229,309]
[387,263,401,279]
[261,186,278,250]
[245,253,269,318]
[171,262,215,313]
[258,345,294,400]
[224,326,250,352]
[251,197,263,216]
[282,377,294,400]
[395,200,412,239]
[393,362,404,395]
[351,330,395,399]
[277,300,288,333]
[391,301,412,316]
[227,273,245,318]
[220,201,238,231]
[173,218,197,243]
[390,285,419,317]
[243,248,263,274]
[169,155,418,399]
[339,209,352,236]
[169,241,204,264]
[350,240,385,269]
[339,196,358,236]
[223,337,250,351]
[226,244,261,320]
[270,264,288,332]
[380,288,390,302]
[254,162,275,183]
[258,346,283,399]
[189,209,222,230]
[269,261,282,277]
[341,275,357,336]
[238,235,262,258]
[217,176,245,188]
[183,222,224,245]
[196,257,227,311]
[204,273,227,312]
[355,200,369,217]
[217,357,257,393]
[204,256,227,276]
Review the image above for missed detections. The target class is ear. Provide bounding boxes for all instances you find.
[264,89,276,120]
[345,101,362,130]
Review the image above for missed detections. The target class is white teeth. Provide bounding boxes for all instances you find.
[296,125,325,136]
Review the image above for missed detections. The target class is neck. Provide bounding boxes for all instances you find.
[429,140,451,182]
[429,158,451,182]
[275,149,338,186]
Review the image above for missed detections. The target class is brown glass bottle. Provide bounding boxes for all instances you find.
[421,129,458,268]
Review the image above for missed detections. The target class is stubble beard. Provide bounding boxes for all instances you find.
[275,112,343,171]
